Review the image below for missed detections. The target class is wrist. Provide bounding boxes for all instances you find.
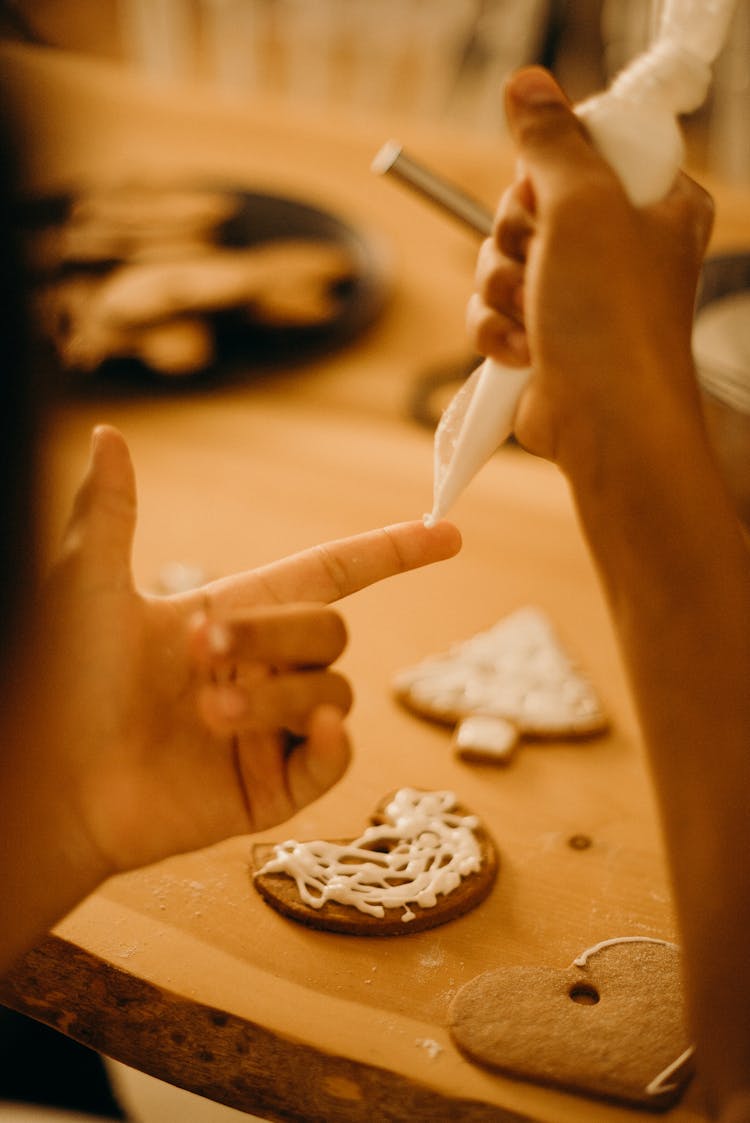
[0,712,113,974]
[557,365,749,617]
[552,349,705,493]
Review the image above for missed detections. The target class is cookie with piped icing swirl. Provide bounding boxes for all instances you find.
[252,788,498,936]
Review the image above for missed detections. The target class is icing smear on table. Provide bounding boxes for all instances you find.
[257,788,481,922]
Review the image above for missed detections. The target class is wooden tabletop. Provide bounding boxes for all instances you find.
[2,42,750,1123]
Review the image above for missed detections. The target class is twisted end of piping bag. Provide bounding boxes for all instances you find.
[426,0,738,526]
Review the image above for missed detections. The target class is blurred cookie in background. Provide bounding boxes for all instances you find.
[21,182,388,388]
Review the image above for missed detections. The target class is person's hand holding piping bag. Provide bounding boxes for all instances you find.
[429,0,739,525]
[468,66,750,1122]
[469,69,713,471]
[0,424,460,977]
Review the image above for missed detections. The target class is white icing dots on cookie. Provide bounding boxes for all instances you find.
[257,789,482,922]
[393,606,607,744]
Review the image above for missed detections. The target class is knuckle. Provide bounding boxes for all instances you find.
[475,238,497,284]
[305,604,347,658]
[473,311,510,359]
[328,671,353,713]
[312,542,349,597]
[324,608,348,654]
[496,217,530,263]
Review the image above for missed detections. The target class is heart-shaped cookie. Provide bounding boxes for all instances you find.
[252,788,498,936]
[449,937,693,1110]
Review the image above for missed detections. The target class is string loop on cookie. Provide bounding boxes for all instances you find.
[570,935,695,1097]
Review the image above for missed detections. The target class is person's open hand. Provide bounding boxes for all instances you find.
[25,426,460,886]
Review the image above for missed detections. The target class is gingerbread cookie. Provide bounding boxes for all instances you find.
[252,788,498,936]
[393,606,608,764]
[61,183,239,264]
[26,183,361,377]
[449,937,694,1110]
[36,239,356,375]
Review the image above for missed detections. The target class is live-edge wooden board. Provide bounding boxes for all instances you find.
[2,397,709,1123]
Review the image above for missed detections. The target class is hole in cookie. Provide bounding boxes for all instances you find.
[330,275,358,303]
[569,983,600,1005]
[567,834,592,850]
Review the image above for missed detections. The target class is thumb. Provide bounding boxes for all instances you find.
[64,425,138,584]
[503,68,607,198]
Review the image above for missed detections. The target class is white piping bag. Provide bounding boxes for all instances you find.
[425,0,738,526]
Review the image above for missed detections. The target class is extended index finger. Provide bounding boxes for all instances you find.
[202,520,461,612]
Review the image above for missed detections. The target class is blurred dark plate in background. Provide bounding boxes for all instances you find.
[20,186,389,397]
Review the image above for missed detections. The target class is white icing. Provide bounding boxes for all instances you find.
[572,935,678,967]
[396,607,606,734]
[415,1037,444,1060]
[257,789,482,923]
[570,936,695,1097]
[645,1045,696,1096]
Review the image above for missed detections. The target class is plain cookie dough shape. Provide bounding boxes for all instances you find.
[252,788,498,936]
[393,606,608,762]
[449,937,694,1110]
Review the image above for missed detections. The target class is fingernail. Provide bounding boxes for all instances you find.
[510,68,563,106]
[215,684,246,719]
[208,622,231,655]
[314,703,346,725]
[507,328,529,357]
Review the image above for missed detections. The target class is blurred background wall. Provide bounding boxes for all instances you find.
[1,0,747,181]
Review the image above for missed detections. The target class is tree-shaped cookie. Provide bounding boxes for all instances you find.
[393,606,608,763]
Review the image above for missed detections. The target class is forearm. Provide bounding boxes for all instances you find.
[564,376,750,1113]
[0,718,107,977]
